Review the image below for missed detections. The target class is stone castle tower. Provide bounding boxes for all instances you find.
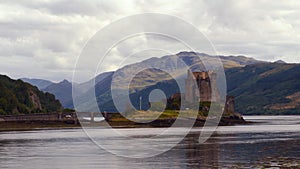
[185,70,220,103]
[167,70,236,114]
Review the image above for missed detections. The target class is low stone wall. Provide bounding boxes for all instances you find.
[0,112,77,122]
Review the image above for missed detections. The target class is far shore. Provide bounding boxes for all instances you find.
[0,121,81,132]
[0,116,252,132]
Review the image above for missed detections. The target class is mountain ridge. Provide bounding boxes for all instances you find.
[21,78,54,90]
[0,75,63,115]
[20,52,300,115]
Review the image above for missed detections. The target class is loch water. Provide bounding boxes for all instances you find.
[0,116,299,169]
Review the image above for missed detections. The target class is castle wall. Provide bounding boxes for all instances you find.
[185,71,216,103]
[224,96,235,114]
[173,70,236,114]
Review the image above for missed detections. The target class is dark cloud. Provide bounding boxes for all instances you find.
[0,0,299,82]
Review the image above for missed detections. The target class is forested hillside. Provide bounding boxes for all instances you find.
[0,75,63,115]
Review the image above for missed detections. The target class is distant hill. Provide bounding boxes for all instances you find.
[21,51,300,115]
[43,80,73,108]
[36,72,115,109]
[84,53,299,115]
[22,52,264,109]
[107,51,263,91]
[72,52,265,112]
[75,71,114,95]
[19,78,74,108]
[226,63,300,115]
[94,63,300,115]
[21,78,53,90]
[274,60,286,64]
[0,75,62,115]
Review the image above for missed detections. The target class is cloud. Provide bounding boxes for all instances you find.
[0,0,299,82]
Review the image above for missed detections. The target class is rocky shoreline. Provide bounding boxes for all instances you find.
[104,115,249,128]
[0,114,249,131]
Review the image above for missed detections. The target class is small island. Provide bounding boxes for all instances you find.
[98,70,246,128]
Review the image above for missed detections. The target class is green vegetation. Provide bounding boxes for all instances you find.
[110,100,230,122]
[63,108,75,113]
[226,63,300,115]
[0,75,62,115]
[109,110,180,122]
[149,102,166,111]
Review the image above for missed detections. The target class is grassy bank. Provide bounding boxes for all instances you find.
[0,110,248,131]
[106,110,247,127]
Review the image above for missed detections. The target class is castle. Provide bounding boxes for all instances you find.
[185,70,220,103]
[184,70,235,113]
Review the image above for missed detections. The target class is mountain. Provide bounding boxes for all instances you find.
[43,79,73,108]
[21,51,299,115]
[75,71,114,95]
[73,52,264,112]
[20,78,75,108]
[226,63,300,115]
[40,72,115,109]
[80,52,299,115]
[21,78,53,90]
[108,52,262,91]
[99,62,300,115]
[22,52,263,110]
[274,60,286,64]
[0,75,62,115]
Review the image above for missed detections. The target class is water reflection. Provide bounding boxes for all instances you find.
[0,116,299,169]
[183,134,220,168]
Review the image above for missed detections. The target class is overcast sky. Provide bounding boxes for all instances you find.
[0,0,300,82]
